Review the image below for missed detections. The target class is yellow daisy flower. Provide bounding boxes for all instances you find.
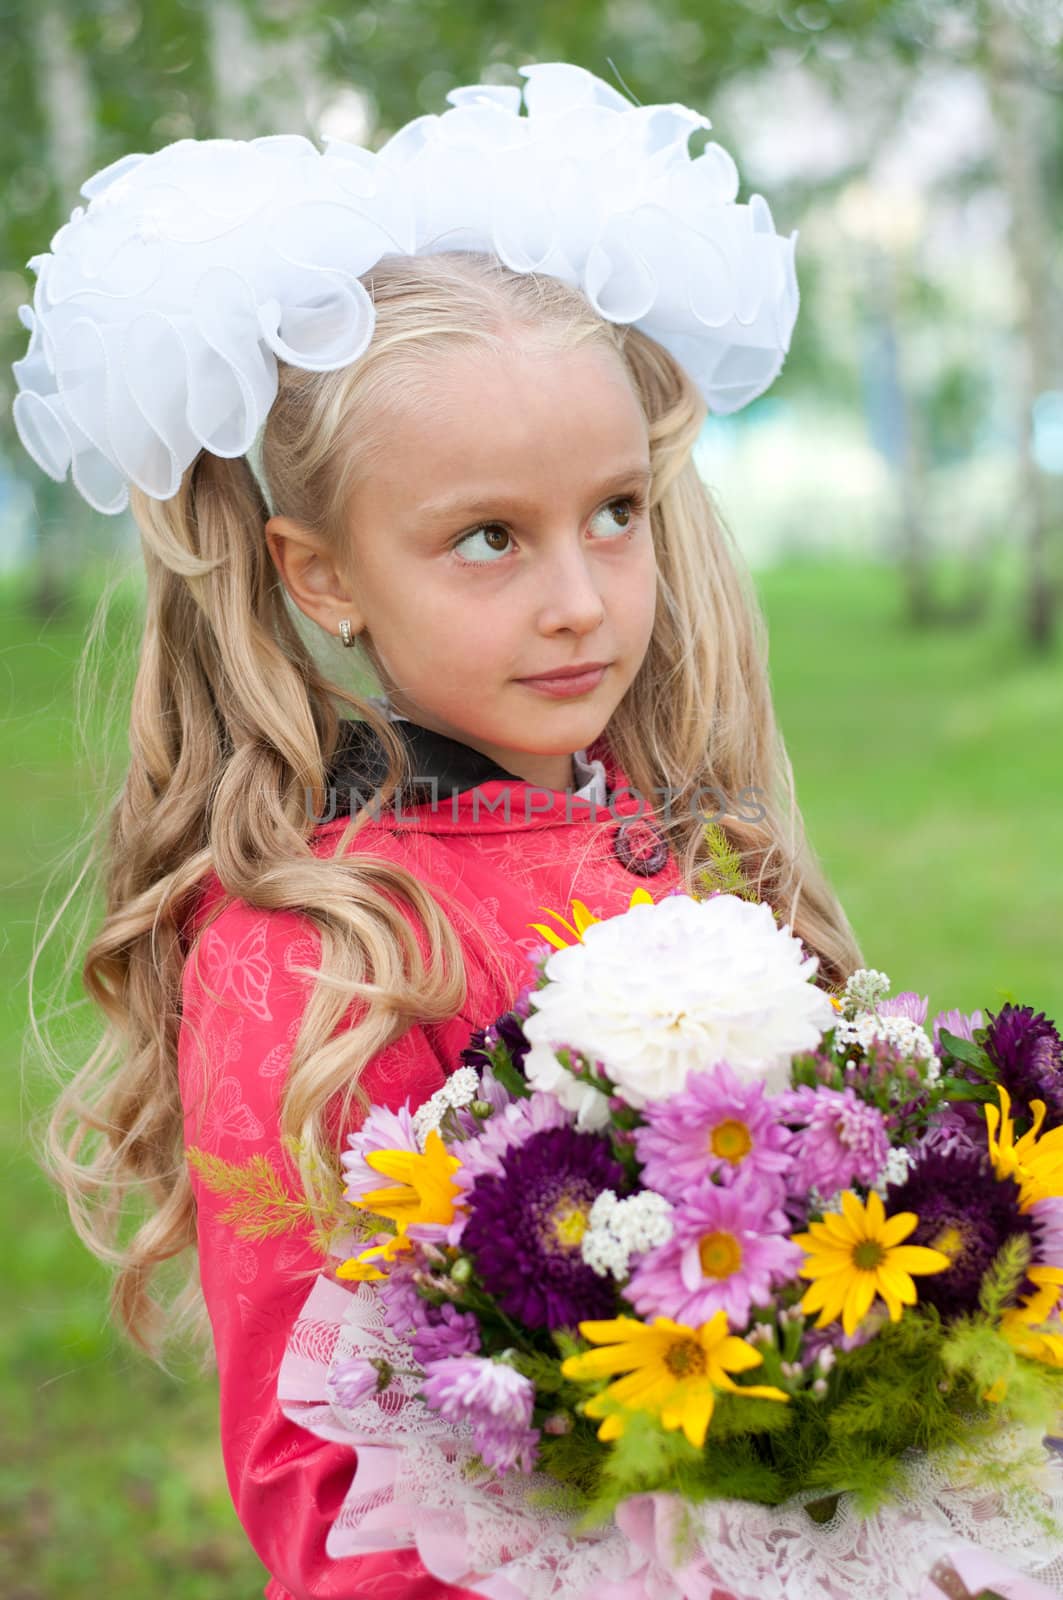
[336,1129,462,1282]
[985,1085,1063,1208]
[793,1189,950,1337]
[560,1311,789,1450]
[529,888,654,951]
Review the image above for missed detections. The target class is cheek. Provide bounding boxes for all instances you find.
[374,584,510,682]
[619,542,658,640]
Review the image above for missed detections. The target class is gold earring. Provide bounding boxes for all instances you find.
[338,617,355,648]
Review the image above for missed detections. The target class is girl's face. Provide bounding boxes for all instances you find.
[337,336,658,792]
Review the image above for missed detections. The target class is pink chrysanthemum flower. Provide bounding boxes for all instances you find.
[931,1007,983,1051]
[421,1356,540,1475]
[879,992,929,1024]
[634,1062,792,1201]
[328,1357,380,1410]
[626,1167,803,1329]
[341,1102,420,1205]
[780,1085,890,1195]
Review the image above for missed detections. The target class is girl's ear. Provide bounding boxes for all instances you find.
[265,515,365,638]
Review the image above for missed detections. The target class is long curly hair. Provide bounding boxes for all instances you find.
[32,250,864,1365]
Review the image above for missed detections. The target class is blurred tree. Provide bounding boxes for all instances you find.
[985,0,1059,651]
[1,0,1060,639]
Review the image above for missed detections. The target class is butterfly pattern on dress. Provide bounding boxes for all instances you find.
[199,916,276,1022]
[258,1012,303,1081]
[215,1227,259,1286]
[282,932,323,984]
[202,1075,267,1147]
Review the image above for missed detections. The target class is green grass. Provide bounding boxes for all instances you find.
[3,554,1060,1596]
[1,568,270,1598]
[758,557,1062,1017]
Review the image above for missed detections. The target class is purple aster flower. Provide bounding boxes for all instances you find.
[377,1254,481,1365]
[377,1253,426,1334]
[626,1166,803,1329]
[460,1010,531,1077]
[887,1145,1036,1318]
[448,1094,571,1246]
[460,1028,491,1071]
[412,1302,481,1366]
[879,992,929,1024]
[983,1004,1063,1122]
[422,1356,540,1475]
[329,1357,380,1409]
[1031,1197,1063,1271]
[341,1102,420,1205]
[460,1125,625,1330]
[931,1007,983,1052]
[454,1093,571,1191]
[918,1105,985,1159]
[779,1085,890,1195]
[634,1062,792,1202]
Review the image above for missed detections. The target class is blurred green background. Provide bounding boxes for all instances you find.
[2,1,1062,1594]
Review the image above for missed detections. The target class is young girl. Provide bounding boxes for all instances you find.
[23,65,864,1599]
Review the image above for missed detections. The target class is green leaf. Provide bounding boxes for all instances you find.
[488,1051,532,1100]
[938,1031,996,1076]
[941,1079,993,1102]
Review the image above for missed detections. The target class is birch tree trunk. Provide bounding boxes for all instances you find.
[984,0,1059,651]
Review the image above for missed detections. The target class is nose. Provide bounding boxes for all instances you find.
[534,538,607,636]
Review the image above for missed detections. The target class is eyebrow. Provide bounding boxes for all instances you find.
[416,461,653,523]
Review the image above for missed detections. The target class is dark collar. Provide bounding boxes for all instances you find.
[324,717,549,812]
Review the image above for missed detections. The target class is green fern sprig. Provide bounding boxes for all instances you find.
[696,821,756,902]
[185,1145,355,1249]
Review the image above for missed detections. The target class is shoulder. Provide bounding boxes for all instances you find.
[180,812,426,955]
[178,876,321,1062]
[178,824,505,1031]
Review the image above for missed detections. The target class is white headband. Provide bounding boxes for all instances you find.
[11,60,800,516]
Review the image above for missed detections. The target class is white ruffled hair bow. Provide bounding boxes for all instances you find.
[12,60,800,516]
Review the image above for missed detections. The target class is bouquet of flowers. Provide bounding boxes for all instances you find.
[201,886,1063,1599]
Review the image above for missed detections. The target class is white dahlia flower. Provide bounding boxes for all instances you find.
[521,893,835,1112]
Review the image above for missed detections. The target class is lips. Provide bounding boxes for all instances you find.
[519,662,610,682]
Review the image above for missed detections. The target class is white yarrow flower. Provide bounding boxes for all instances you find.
[873,1145,914,1198]
[834,1012,935,1065]
[843,969,892,1010]
[522,893,836,1110]
[412,1066,481,1146]
[581,1189,675,1280]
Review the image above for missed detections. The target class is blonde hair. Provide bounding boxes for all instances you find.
[32,250,864,1366]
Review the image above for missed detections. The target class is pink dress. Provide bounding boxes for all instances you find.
[178,739,680,1598]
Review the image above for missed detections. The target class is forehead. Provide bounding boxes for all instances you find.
[359,338,649,510]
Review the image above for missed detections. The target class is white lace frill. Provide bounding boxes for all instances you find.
[13,62,800,514]
[278,1267,1063,1600]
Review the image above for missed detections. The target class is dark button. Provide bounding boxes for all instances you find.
[612,816,669,876]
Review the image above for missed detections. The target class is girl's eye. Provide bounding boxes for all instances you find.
[451,496,644,566]
[453,525,513,564]
[590,497,641,538]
